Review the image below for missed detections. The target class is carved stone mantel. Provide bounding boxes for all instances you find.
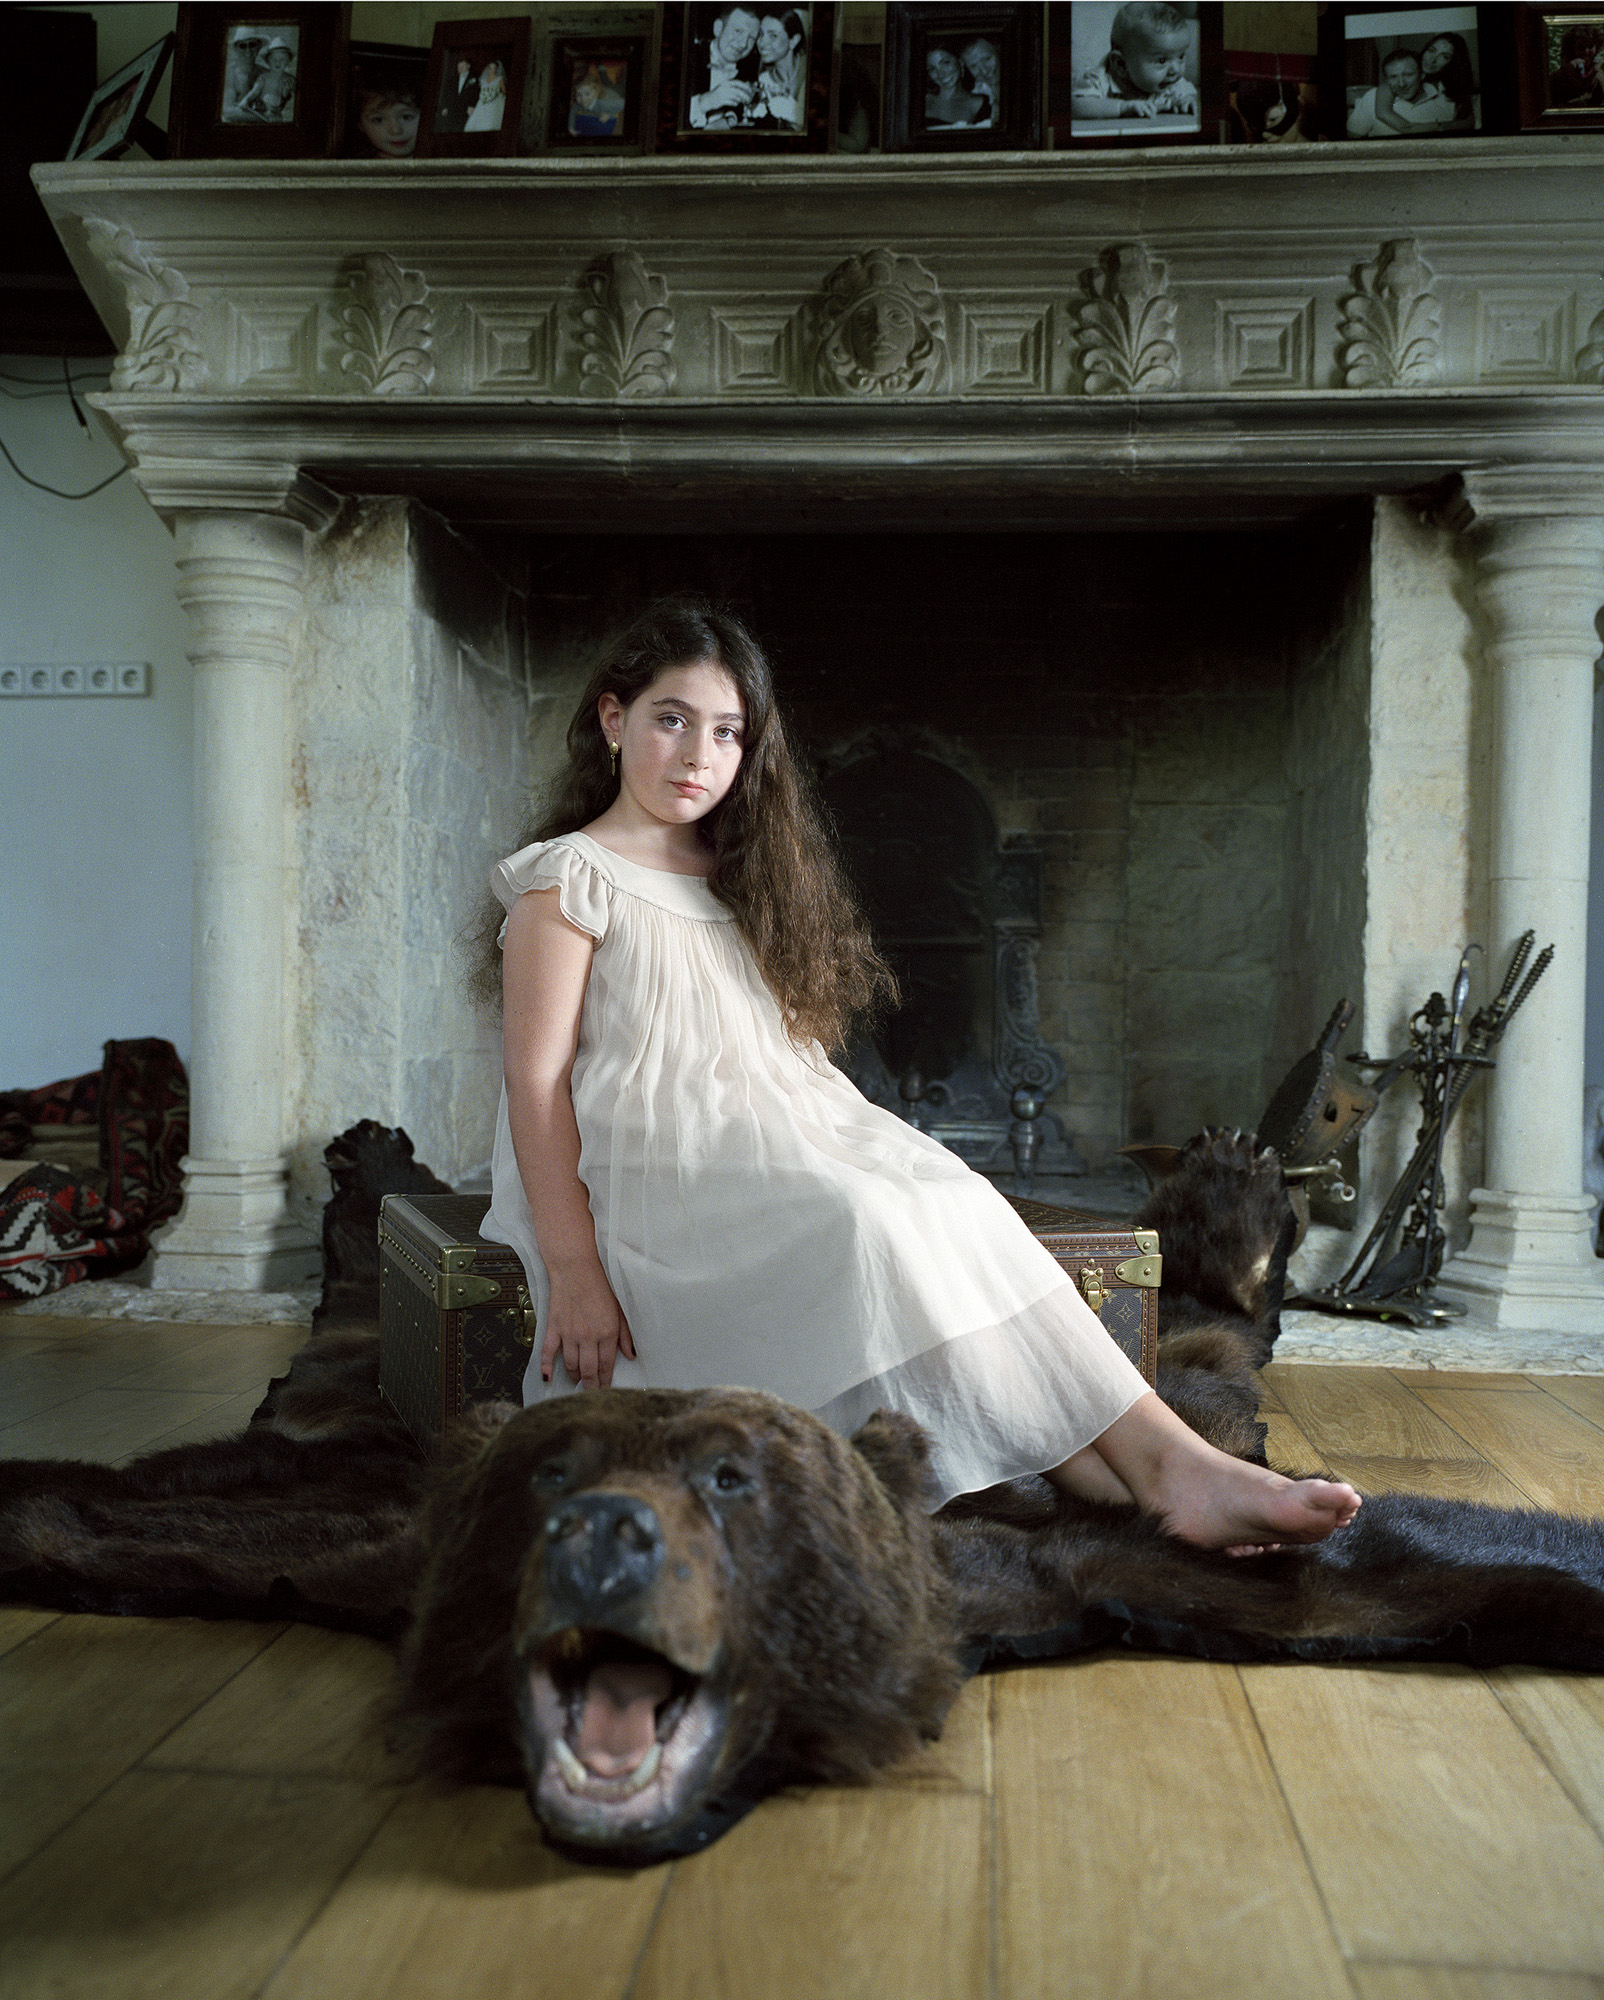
[32,143,1604,1310]
[32,139,1604,531]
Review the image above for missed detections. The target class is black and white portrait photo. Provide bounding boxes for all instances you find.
[1344,6,1480,138]
[1069,1,1201,137]
[919,30,1000,131]
[220,21,299,124]
[681,3,811,135]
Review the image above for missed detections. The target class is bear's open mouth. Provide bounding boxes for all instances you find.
[521,1627,727,1843]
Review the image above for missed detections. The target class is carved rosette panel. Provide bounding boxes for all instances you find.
[1336,238,1441,389]
[338,254,435,395]
[85,218,207,394]
[1070,245,1177,396]
[812,249,948,397]
[572,252,676,398]
[1578,302,1604,385]
[993,936,1065,1096]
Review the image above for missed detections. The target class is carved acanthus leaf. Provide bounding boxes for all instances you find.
[84,219,207,394]
[573,252,676,398]
[338,254,435,396]
[1336,238,1441,389]
[1578,300,1604,385]
[1070,244,1177,396]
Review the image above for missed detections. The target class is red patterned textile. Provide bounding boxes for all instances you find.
[0,1041,188,1301]
[0,1167,144,1298]
[0,1068,100,1159]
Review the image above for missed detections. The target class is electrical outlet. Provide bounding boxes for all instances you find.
[0,662,150,698]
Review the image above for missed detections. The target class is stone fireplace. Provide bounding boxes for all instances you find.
[33,138,1604,1339]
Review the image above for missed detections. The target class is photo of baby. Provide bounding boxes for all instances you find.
[220,22,299,125]
[1344,6,1479,139]
[1069,1,1201,136]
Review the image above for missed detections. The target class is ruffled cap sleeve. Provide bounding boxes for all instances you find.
[492,838,610,945]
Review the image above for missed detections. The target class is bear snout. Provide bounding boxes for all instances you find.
[544,1491,665,1616]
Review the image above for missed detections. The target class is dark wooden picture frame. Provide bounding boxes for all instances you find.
[1056,2,1224,148]
[546,34,650,147]
[656,2,838,152]
[344,41,428,158]
[417,14,532,158]
[1319,5,1491,139]
[1513,4,1604,127]
[885,3,1042,150]
[67,33,174,162]
[167,3,350,158]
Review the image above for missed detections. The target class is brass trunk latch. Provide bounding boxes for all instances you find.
[1077,1263,1110,1314]
[516,1284,537,1349]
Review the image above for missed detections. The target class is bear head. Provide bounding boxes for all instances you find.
[393,1387,966,1864]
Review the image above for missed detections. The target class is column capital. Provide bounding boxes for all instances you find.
[1444,465,1604,532]
[132,460,342,536]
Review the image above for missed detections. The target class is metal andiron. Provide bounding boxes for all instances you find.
[1290,931,1553,1328]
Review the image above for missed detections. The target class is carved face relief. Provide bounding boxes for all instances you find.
[813,250,945,397]
[846,297,918,377]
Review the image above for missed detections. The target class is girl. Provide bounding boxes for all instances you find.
[482,600,1360,1554]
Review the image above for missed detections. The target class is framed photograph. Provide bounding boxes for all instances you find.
[1324,5,1484,138]
[417,15,533,157]
[1061,2,1222,145]
[547,36,649,146]
[345,41,427,158]
[885,3,1041,149]
[1514,4,1604,127]
[1224,50,1317,143]
[67,34,174,162]
[168,4,350,158]
[835,34,883,149]
[656,2,838,150]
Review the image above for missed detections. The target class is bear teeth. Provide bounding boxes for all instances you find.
[552,1734,664,1798]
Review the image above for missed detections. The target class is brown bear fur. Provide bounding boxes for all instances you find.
[3,1122,1603,1866]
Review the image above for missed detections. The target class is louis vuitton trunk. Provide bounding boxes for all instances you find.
[378,1192,535,1449]
[379,1190,1160,1450]
[1004,1196,1161,1385]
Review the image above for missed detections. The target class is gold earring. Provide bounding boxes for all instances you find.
[608,740,619,777]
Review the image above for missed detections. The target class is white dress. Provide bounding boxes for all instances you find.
[482,833,1148,1505]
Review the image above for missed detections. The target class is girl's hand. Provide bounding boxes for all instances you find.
[542,1259,638,1389]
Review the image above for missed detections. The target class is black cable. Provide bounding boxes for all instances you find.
[62,352,89,430]
[0,434,128,500]
[0,367,113,394]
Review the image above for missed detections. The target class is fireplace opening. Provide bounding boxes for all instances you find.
[477,513,1375,1199]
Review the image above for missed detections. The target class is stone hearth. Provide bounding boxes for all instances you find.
[32,140,1604,1343]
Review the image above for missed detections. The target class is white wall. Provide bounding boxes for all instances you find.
[0,358,193,1087]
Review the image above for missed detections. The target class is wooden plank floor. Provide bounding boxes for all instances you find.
[3,1312,1604,1999]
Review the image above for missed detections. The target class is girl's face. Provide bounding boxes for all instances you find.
[1422,36,1453,73]
[360,96,420,156]
[927,48,961,91]
[600,661,746,828]
[758,16,790,62]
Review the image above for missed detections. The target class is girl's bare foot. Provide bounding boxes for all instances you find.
[1078,1391,1360,1557]
[1044,1446,1137,1510]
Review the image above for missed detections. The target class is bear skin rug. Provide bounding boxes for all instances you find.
[3,1126,1603,1868]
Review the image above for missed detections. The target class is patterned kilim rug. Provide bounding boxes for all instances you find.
[0,1040,188,1302]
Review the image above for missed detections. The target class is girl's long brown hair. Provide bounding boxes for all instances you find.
[470,597,895,1053]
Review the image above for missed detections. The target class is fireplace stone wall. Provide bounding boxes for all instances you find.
[282,499,535,1225]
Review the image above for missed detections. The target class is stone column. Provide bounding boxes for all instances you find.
[1438,470,1604,1334]
[148,511,320,1291]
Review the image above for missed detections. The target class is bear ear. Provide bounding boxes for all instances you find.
[849,1408,941,1515]
[441,1399,520,1463]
